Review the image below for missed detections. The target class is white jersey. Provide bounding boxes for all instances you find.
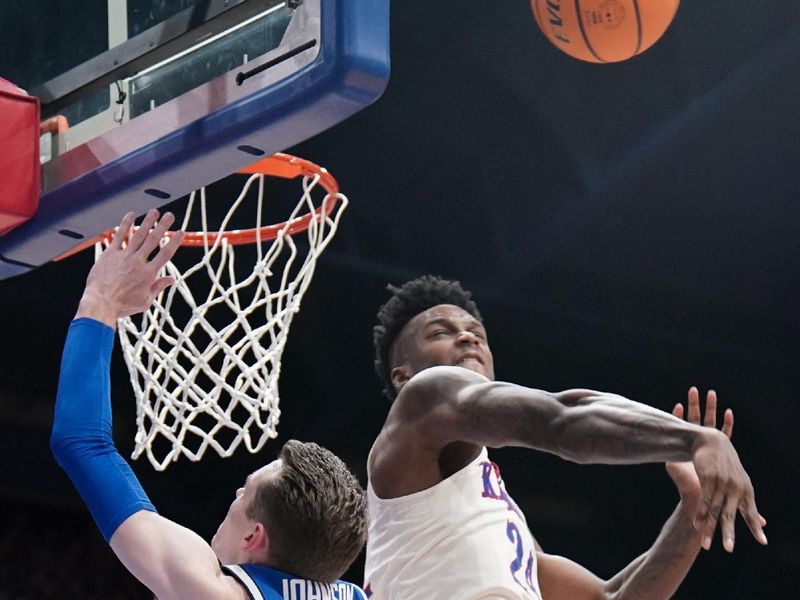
[364,447,541,600]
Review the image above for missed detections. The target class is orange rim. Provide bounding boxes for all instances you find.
[55,153,340,260]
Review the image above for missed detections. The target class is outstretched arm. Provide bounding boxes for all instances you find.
[51,211,245,600]
[379,366,766,551]
[537,388,764,600]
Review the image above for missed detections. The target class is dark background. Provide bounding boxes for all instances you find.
[1,0,798,598]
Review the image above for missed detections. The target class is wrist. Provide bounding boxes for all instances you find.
[677,489,700,513]
[690,426,723,457]
[75,289,120,329]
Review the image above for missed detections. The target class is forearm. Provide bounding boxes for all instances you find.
[545,390,704,464]
[50,318,155,541]
[605,500,702,600]
[455,379,708,464]
[402,367,723,466]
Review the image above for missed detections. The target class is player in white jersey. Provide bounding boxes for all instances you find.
[50,210,368,600]
[367,445,541,599]
[364,276,767,599]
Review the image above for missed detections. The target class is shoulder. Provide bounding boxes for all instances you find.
[395,365,491,416]
[407,364,490,388]
[368,367,488,495]
[377,366,490,448]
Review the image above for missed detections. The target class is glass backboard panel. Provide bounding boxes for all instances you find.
[23,0,302,153]
[128,6,293,118]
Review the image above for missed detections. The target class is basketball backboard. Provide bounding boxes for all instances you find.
[0,0,389,279]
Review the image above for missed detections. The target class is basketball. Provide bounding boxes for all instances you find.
[531,0,680,63]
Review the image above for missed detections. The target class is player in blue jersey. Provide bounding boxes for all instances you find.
[51,210,368,600]
[364,275,767,600]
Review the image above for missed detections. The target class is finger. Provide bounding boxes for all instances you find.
[127,209,160,253]
[740,494,768,546]
[138,211,176,258]
[698,480,724,550]
[150,276,176,298]
[704,389,717,429]
[150,229,184,272]
[720,494,739,552]
[687,386,701,425]
[722,408,734,440]
[672,403,684,419]
[111,212,136,250]
[693,473,717,532]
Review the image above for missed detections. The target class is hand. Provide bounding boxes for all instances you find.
[666,388,733,507]
[683,387,767,552]
[76,210,184,327]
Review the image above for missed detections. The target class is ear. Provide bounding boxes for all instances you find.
[391,365,412,393]
[242,522,269,559]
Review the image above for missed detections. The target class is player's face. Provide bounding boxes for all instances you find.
[211,460,282,564]
[396,304,494,381]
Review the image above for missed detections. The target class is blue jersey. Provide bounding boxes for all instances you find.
[223,563,367,600]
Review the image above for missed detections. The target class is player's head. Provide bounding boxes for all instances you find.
[211,440,367,582]
[374,275,491,399]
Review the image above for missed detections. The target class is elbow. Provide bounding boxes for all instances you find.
[50,424,111,465]
[50,423,68,459]
[604,585,636,600]
[601,577,625,600]
[50,425,77,465]
[50,418,84,458]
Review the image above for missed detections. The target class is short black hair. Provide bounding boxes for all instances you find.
[247,440,367,582]
[373,275,482,399]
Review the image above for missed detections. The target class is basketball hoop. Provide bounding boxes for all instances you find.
[95,153,348,470]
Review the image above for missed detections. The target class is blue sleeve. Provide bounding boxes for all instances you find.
[50,317,156,542]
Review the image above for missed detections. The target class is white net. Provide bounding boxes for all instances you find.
[96,158,347,470]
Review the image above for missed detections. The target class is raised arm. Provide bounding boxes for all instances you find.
[51,211,245,600]
[378,366,766,551]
